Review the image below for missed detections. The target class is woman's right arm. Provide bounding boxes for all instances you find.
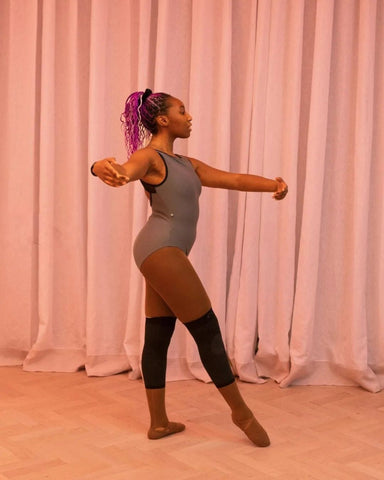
[91,150,152,188]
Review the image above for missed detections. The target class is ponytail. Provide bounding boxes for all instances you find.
[120,89,171,156]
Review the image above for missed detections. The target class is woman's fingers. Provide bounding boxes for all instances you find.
[107,163,130,182]
[93,158,130,187]
[273,177,288,200]
[105,163,120,177]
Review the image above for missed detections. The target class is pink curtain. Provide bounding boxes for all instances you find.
[0,0,382,392]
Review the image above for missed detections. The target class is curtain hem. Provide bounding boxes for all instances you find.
[279,361,382,393]
[0,349,29,366]
[23,348,86,373]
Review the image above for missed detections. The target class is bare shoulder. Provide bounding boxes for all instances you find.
[185,156,201,171]
[129,147,158,164]
[127,147,162,171]
[130,147,167,183]
[186,156,217,173]
[184,156,236,188]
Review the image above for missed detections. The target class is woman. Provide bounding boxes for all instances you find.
[91,89,288,446]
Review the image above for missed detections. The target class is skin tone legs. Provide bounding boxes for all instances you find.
[91,95,284,445]
[140,247,270,446]
[140,247,212,322]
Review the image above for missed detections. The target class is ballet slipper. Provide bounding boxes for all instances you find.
[147,422,186,440]
[232,413,270,447]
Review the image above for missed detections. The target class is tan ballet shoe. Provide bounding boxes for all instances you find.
[232,413,270,447]
[147,422,186,440]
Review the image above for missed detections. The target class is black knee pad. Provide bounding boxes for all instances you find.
[185,309,235,388]
[141,316,176,389]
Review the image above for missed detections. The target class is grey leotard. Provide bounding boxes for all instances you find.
[133,151,202,268]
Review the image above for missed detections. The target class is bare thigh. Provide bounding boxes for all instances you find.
[145,281,175,318]
[140,247,211,323]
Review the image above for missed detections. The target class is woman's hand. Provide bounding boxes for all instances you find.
[91,158,130,187]
[273,177,288,200]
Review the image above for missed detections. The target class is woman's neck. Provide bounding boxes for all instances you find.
[148,136,175,155]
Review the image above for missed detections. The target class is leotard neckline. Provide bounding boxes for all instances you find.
[152,148,183,159]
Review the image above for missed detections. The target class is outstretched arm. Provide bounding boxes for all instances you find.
[190,158,288,200]
[90,150,152,188]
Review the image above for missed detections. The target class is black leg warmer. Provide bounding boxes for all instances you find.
[184,309,235,388]
[141,316,176,389]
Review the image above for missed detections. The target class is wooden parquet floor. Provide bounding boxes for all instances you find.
[0,366,383,480]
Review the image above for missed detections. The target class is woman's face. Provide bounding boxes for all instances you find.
[159,97,192,138]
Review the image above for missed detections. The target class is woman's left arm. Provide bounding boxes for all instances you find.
[189,158,288,200]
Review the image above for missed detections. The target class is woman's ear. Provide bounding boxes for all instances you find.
[156,115,169,127]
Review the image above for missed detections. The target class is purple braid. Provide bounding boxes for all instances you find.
[120,89,171,157]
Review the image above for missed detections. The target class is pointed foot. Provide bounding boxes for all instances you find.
[232,413,270,447]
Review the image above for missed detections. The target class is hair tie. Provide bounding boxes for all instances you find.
[137,89,152,126]
[142,88,152,103]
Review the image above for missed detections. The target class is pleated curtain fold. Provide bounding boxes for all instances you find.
[0,0,382,392]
